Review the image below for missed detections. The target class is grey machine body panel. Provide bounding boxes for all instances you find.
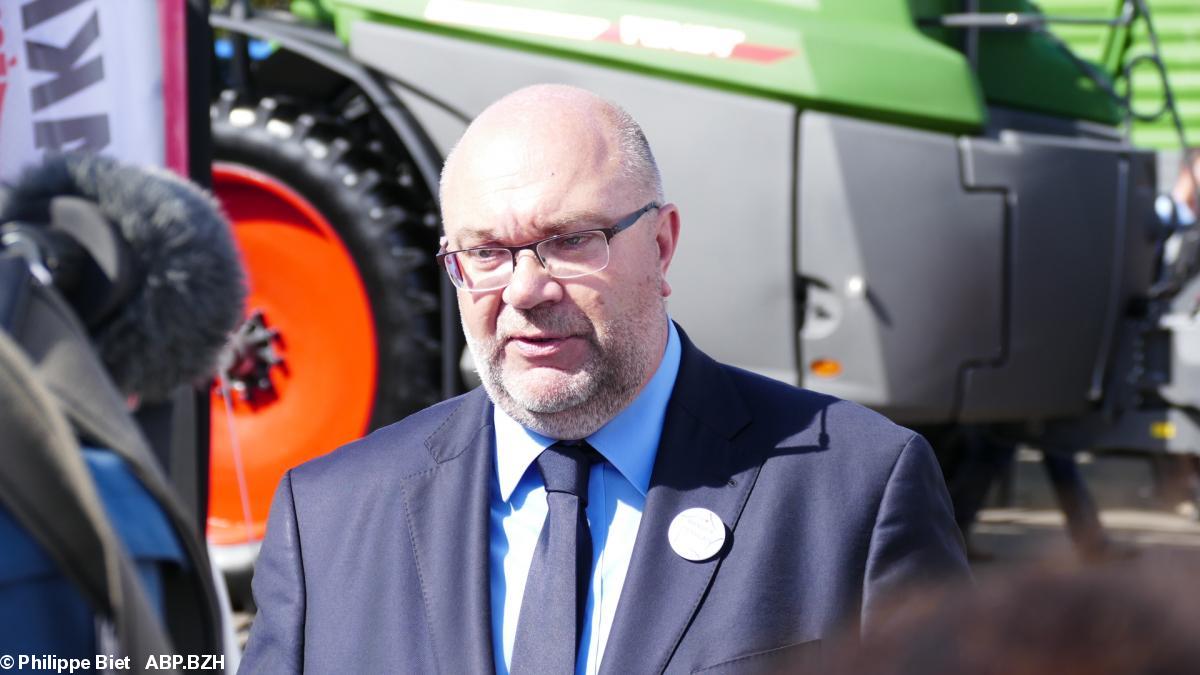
[798,112,1158,425]
[797,112,1005,423]
[957,131,1158,422]
[350,19,799,384]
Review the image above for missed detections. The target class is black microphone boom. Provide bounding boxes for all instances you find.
[0,153,246,402]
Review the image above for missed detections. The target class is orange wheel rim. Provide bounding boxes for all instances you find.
[208,163,378,545]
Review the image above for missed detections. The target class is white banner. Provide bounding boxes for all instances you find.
[0,0,166,182]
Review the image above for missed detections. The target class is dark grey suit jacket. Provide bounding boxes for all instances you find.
[241,329,970,674]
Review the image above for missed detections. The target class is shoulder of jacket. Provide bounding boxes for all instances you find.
[289,391,478,484]
[721,363,917,450]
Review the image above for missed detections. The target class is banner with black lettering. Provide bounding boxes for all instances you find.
[0,0,183,182]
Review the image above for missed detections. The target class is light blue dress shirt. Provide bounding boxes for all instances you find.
[490,321,682,675]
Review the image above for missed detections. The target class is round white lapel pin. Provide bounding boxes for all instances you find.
[668,508,727,562]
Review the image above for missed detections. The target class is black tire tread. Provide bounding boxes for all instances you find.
[211,91,442,427]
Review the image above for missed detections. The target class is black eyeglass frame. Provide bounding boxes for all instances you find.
[436,201,660,291]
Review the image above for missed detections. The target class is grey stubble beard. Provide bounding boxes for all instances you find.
[462,301,665,440]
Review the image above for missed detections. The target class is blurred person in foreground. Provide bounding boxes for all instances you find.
[0,153,242,667]
[1151,150,1200,518]
[241,84,970,674]
[1169,149,1200,221]
[821,555,1200,675]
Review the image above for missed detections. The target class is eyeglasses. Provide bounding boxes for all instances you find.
[437,202,659,292]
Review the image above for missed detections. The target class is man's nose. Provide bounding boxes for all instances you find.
[502,250,562,309]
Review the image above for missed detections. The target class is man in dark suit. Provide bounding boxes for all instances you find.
[241,84,970,674]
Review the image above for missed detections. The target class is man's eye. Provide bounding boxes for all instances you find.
[555,235,590,249]
[466,248,502,260]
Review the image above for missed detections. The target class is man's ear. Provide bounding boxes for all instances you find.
[653,204,681,298]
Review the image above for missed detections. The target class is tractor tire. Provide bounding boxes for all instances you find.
[207,91,441,549]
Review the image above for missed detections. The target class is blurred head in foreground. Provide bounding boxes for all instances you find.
[821,555,1200,675]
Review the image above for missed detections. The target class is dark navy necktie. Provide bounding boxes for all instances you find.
[510,441,598,674]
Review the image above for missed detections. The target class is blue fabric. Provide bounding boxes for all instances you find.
[0,447,184,656]
[84,449,182,558]
[491,321,682,675]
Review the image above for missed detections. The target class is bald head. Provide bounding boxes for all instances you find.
[439,84,663,229]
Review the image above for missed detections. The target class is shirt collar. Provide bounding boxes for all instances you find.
[494,321,682,501]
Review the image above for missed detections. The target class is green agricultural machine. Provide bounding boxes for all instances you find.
[206,0,1199,566]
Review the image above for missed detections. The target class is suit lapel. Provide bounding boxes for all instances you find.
[600,331,760,675]
[400,388,497,675]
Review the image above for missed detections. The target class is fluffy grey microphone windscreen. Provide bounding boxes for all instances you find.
[0,154,246,402]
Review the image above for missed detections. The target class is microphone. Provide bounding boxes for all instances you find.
[0,153,246,402]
